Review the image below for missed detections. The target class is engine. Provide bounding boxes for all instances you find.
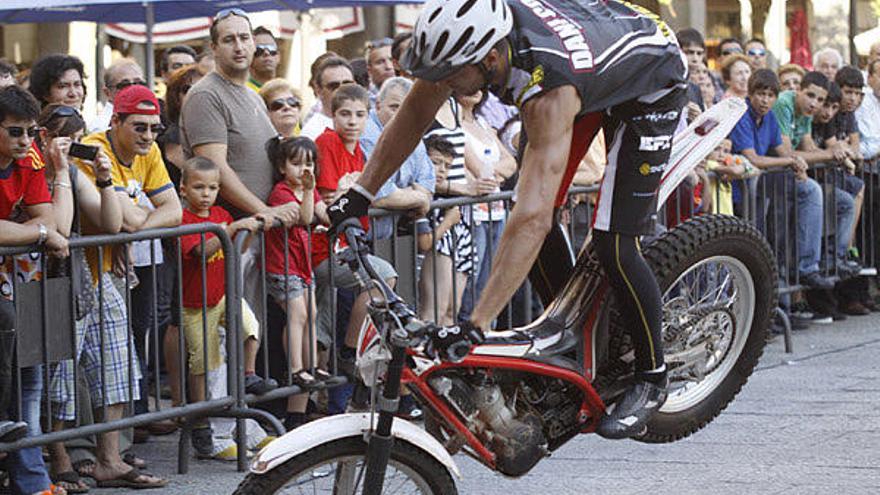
[430,372,560,477]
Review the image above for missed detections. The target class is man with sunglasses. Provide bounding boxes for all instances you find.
[71,84,177,488]
[182,9,297,349]
[301,56,356,141]
[745,38,769,69]
[0,85,70,495]
[89,58,147,133]
[247,26,280,92]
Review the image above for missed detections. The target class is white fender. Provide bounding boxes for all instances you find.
[657,97,748,208]
[249,412,461,478]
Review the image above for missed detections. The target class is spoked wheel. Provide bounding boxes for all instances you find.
[637,215,777,443]
[233,436,457,495]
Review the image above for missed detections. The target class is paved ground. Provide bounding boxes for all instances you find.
[112,315,880,494]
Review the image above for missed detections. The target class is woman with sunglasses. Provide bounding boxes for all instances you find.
[36,104,124,494]
[259,79,303,138]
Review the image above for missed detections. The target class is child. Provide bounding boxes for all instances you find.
[313,84,398,377]
[265,136,330,431]
[703,138,750,215]
[178,157,276,458]
[419,136,467,326]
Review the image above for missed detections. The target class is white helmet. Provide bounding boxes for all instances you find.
[402,0,514,81]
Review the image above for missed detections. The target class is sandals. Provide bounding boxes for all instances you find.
[290,369,318,388]
[51,471,89,494]
[72,459,96,479]
[95,467,168,489]
[123,452,148,469]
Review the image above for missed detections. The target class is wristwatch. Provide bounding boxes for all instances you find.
[37,223,48,245]
[96,177,114,189]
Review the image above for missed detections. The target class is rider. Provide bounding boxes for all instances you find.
[328,0,688,439]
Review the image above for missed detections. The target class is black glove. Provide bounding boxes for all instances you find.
[425,321,485,363]
[328,187,372,234]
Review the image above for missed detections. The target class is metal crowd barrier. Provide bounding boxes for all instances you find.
[1,164,877,473]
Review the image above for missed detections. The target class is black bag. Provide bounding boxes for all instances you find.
[45,166,95,321]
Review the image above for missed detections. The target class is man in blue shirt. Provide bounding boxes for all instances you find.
[360,76,435,240]
[729,69,835,292]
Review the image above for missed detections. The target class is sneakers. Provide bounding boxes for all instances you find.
[836,258,862,279]
[800,271,835,291]
[245,374,279,395]
[191,426,214,458]
[0,420,28,443]
[596,377,667,440]
[811,312,834,325]
[841,300,870,316]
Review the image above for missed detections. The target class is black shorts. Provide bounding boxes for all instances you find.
[593,87,687,236]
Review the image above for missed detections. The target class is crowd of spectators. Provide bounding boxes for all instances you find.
[1,8,880,494]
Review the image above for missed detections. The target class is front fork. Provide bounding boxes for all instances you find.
[362,341,407,495]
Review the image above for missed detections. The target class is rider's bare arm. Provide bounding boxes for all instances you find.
[469,86,581,331]
[358,80,451,196]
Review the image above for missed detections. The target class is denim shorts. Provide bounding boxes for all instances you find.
[266,273,309,302]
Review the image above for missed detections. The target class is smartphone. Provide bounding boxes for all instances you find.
[68,142,99,161]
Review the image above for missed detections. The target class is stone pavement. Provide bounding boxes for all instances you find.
[112,315,880,494]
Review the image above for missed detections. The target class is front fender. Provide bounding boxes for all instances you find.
[250,412,460,478]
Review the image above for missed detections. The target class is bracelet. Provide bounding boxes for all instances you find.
[53,181,71,189]
[96,178,114,189]
[37,223,47,245]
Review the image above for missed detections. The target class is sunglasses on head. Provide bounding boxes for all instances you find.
[269,97,301,112]
[748,48,766,57]
[255,44,278,57]
[47,105,82,122]
[721,47,743,56]
[1,124,40,139]
[212,7,248,25]
[114,79,147,91]
[130,122,165,135]
[366,37,393,50]
[324,80,355,92]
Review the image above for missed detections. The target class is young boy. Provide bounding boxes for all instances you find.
[178,157,276,458]
[703,138,750,215]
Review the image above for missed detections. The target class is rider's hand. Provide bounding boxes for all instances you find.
[425,320,485,363]
[328,186,372,234]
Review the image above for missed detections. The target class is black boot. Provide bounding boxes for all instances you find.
[596,376,668,440]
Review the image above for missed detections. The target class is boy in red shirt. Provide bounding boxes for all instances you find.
[178,157,276,457]
[312,85,396,377]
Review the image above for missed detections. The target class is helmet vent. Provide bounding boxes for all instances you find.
[447,26,474,58]
[491,0,497,12]
[432,31,450,61]
[457,0,478,18]
[429,7,443,23]
[419,32,428,55]
[472,29,496,55]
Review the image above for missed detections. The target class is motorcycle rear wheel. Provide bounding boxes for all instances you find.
[637,214,777,443]
[232,435,458,495]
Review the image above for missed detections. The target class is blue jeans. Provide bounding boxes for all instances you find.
[797,178,823,275]
[833,187,856,260]
[6,366,51,495]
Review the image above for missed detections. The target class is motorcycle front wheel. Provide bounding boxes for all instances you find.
[232,435,458,495]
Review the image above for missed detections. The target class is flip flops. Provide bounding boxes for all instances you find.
[95,467,168,489]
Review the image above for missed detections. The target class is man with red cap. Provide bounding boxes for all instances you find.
[61,84,179,488]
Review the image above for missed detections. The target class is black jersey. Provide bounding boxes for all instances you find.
[496,0,687,115]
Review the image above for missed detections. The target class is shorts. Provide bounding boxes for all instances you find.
[49,274,142,421]
[182,296,260,374]
[314,252,397,347]
[266,272,309,302]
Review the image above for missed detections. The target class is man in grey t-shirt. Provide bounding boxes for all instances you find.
[181,9,295,223]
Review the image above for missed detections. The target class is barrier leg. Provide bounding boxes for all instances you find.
[774,306,793,354]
